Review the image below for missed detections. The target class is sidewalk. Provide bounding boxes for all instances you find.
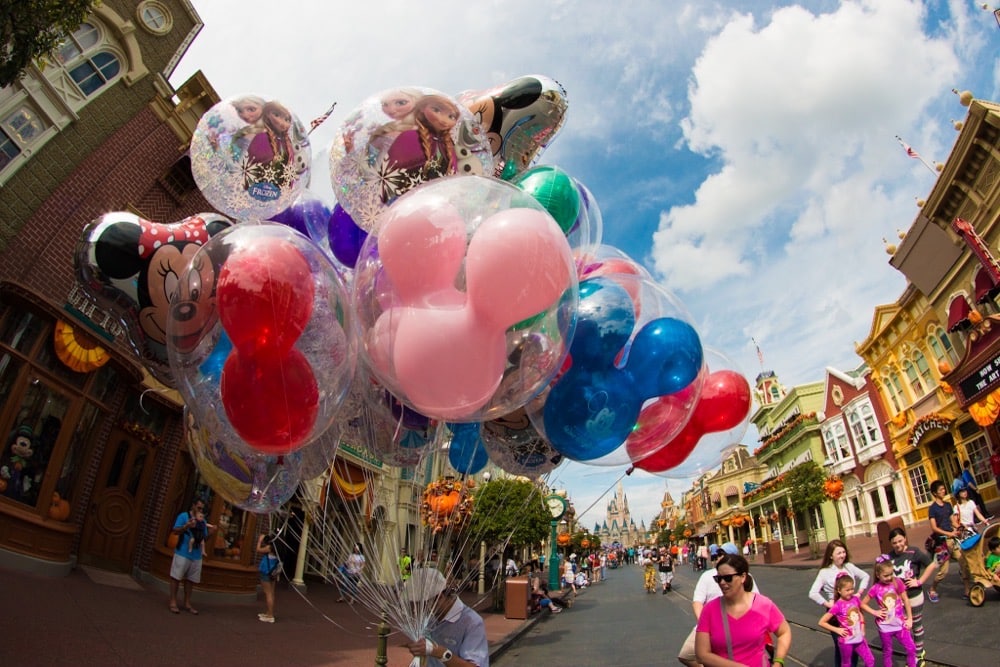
[0,564,539,667]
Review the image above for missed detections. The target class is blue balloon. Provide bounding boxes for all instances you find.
[198,330,232,382]
[543,277,702,462]
[447,422,489,475]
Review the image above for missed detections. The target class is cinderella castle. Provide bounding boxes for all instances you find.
[593,482,645,547]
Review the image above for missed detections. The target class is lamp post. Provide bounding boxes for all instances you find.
[545,492,568,591]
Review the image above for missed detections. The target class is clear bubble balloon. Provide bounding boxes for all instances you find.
[296,425,341,481]
[185,408,301,513]
[330,87,492,232]
[531,271,704,466]
[481,407,562,476]
[632,346,752,478]
[191,94,310,221]
[167,222,355,456]
[353,176,578,423]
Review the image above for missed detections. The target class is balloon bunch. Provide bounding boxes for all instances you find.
[71,74,752,518]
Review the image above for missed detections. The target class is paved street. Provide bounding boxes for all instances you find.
[494,559,999,667]
[2,538,997,666]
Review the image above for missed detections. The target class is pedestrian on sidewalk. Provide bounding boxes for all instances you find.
[808,539,871,667]
[256,533,280,623]
[927,479,966,603]
[861,557,917,667]
[695,553,791,667]
[677,542,761,667]
[818,574,875,667]
[888,526,937,661]
[168,497,213,615]
[658,546,674,593]
[960,460,990,519]
[402,568,489,667]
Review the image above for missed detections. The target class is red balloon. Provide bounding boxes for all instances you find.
[633,370,750,473]
[217,238,315,354]
[221,347,319,454]
[624,382,698,461]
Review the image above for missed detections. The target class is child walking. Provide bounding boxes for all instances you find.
[862,558,917,667]
[819,573,876,667]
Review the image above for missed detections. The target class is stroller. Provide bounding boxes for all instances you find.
[958,520,999,607]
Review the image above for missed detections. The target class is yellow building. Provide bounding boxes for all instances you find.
[857,98,1000,522]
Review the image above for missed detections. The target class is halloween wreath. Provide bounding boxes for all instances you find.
[420,478,474,534]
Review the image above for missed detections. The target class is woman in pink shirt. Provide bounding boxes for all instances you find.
[696,554,791,667]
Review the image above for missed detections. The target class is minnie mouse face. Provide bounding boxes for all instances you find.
[140,243,217,353]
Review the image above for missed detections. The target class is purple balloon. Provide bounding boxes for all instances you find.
[271,191,332,244]
[329,203,368,268]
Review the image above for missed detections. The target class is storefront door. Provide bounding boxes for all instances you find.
[79,428,155,571]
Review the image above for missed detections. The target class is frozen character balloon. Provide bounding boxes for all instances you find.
[329,87,491,232]
[191,94,310,221]
[74,212,233,388]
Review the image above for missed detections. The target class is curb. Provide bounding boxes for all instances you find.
[488,612,543,661]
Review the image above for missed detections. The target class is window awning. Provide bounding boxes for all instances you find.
[711,491,721,502]
[975,267,1000,304]
[724,485,739,497]
[947,295,973,333]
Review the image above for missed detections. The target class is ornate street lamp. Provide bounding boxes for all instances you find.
[545,492,568,590]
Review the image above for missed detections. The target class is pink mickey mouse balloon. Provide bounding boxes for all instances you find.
[353,176,578,422]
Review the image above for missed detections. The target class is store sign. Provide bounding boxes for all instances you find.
[957,348,1000,402]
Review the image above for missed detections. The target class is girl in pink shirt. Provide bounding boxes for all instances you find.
[819,574,875,667]
[862,559,917,667]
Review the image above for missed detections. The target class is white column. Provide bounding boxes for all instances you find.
[292,514,311,589]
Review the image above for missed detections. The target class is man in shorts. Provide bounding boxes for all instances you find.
[169,498,212,615]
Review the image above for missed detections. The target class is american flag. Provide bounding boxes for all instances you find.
[751,337,764,367]
[895,135,938,175]
[308,102,337,134]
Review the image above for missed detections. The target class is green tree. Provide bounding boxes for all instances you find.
[466,478,549,548]
[1,1,97,87]
[785,460,829,555]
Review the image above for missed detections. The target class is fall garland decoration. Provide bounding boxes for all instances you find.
[823,476,844,501]
[907,413,953,448]
[754,412,817,456]
[121,421,163,447]
[420,478,474,534]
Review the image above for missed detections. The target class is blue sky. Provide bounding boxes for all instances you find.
[172,1,1000,528]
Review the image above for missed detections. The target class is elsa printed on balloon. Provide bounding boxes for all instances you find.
[330,87,491,232]
[191,94,310,221]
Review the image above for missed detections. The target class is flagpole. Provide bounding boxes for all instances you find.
[894,135,938,175]
[308,102,337,135]
[751,337,764,373]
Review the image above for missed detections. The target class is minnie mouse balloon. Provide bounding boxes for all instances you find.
[330,87,492,231]
[191,94,311,221]
[74,212,233,388]
[459,75,568,180]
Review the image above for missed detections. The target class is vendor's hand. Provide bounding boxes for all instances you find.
[404,638,433,658]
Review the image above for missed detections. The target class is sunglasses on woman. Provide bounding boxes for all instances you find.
[713,573,743,583]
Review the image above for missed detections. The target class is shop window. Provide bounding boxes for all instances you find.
[56,401,102,502]
[964,434,990,481]
[885,483,898,514]
[212,502,249,561]
[903,361,924,397]
[913,351,935,391]
[1,376,70,508]
[908,466,931,504]
[35,328,89,390]
[869,489,884,518]
[0,128,21,170]
[1,310,44,355]
[121,392,169,439]
[851,496,862,522]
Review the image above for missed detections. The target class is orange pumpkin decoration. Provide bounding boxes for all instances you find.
[683,529,692,537]
[581,538,591,548]
[48,492,71,521]
[556,533,571,546]
[429,490,461,516]
[53,320,110,373]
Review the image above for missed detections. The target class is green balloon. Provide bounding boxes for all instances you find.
[514,166,581,234]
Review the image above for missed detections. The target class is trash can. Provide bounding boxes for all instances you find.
[504,575,529,620]
[763,540,783,564]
